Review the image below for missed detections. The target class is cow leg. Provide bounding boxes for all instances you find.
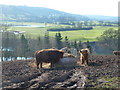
[81,59,84,64]
[86,59,88,65]
[82,59,86,66]
[40,63,42,68]
[80,56,84,65]
[37,63,39,69]
[84,59,87,65]
[50,63,54,68]
[50,63,53,68]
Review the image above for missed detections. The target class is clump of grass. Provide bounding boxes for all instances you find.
[95,77,119,88]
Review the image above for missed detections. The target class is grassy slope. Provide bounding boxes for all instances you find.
[7,22,118,42]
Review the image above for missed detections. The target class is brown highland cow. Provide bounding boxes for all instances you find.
[34,49,64,69]
[79,48,90,66]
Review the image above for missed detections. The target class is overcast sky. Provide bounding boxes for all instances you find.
[0,0,119,16]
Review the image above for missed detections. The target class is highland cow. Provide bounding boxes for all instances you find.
[34,49,64,69]
[79,48,90,66]
[113,51,120,56]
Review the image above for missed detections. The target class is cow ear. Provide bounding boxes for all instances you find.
[79,50,82,53]
[86,50,89,54]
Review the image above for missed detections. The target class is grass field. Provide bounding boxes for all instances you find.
[7,22,118,42]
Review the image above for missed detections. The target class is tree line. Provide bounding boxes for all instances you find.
[1,25,118,61]
[1,27,91,61]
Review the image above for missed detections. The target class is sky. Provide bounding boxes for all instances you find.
[0,0,119,16]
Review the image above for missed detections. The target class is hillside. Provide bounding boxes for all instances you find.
[0,5,117,23]
[2,55,119,89]
[0,5,89,22]
[86,15,118,21]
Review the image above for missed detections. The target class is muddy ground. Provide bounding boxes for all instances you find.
[2,55,120,89]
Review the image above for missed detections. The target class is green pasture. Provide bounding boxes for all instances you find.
[7,22,118,42]
[51,26,118,41]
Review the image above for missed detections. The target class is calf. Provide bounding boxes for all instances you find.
[79,48,90,66]
[34,49,64,69]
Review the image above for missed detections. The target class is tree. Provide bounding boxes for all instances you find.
[2,32,11,61]
[20,34,30,59]
[1,24,11,61]
[64,36,70,48]
[44,31,50,49]
[86,40,92,53]
[37,36,42,50]
[73,40,77,49]
[9,33,18,60]
[97,28,118,51]
[78,40,82,50]
[55,32,63,49]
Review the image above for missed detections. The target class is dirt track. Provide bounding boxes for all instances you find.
[2,55,120,89]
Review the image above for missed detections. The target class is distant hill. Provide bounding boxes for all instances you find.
[0,5,89,22]
[85,15,118,21]
[0,5,117,22]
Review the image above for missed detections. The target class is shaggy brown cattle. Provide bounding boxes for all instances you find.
[79,48,90,66]
[34,49,64,69]
[113,51,120,55]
